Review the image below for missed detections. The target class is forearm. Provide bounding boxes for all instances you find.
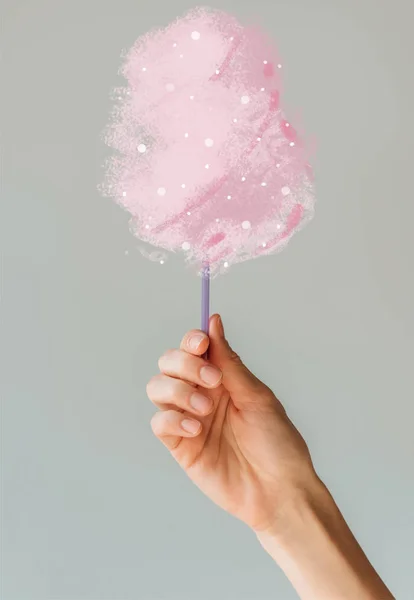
[257,478,394,600]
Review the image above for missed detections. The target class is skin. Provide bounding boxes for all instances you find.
[147,314,394,600]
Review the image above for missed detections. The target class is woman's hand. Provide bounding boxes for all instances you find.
[146,313,316,534]
[147,314,394,600]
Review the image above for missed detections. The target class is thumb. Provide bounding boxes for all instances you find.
[208,314,272,409]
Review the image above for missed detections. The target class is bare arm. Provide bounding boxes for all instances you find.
[257,480,394,600]
[147,314,394,600]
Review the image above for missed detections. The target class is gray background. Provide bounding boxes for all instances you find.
[1,0,414,598]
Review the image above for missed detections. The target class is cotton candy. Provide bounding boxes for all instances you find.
[102,6,315,277]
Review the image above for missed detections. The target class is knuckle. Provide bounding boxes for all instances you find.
[176,350,188,372]
[223,339,242,364]
[164,378,179,402]
[257,386,284,413]
[150,413,163,436]
[146,375,158,398]
[263,388,278,407]
[158,348,175,370]
[228,348,242,365]
[171,349,188,372]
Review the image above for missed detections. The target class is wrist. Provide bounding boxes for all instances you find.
[255,473,329,550]
[255,476,394,600]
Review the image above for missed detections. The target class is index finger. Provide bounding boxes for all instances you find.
[180,329,210,356]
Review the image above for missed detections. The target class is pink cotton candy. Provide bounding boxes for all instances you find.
[101,6,315,277]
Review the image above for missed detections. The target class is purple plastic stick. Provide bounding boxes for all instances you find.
[201,264,210,335]
[201,264,210,360]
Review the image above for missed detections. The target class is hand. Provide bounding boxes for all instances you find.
[146,313,317,534]
[147,315,394,600]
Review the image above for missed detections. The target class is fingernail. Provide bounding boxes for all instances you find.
[181,418,201,434]
[188,334,205,351]
[200,365,222,386]
[190,392,213,415]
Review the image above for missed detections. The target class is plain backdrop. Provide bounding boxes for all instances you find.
[1,0,414,598]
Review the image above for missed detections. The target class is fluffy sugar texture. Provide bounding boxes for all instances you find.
[102,6,315,276]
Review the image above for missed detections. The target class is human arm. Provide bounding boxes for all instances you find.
[146,314,394,600]
[257,478,393,600]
